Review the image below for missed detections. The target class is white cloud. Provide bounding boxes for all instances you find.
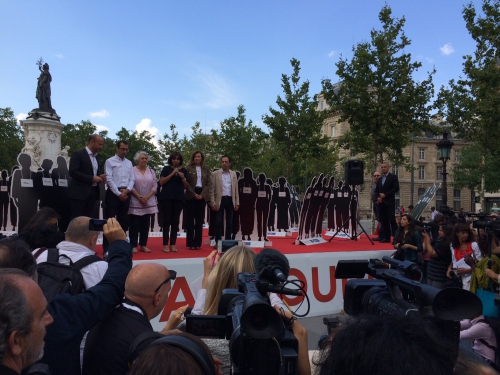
[15,113,27,123]
[199,70,237,109]
[94,125,110,133]
[328,50,335,58]
[135,118,160,146]
[55,53,63,59]
[440,43,454,55]
[425,57,434,63]
[89,110,109,118]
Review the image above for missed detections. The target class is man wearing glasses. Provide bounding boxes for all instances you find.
[103,140,135,253]
[83,263,185,375]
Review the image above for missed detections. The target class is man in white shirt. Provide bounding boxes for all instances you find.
[210,155,239,246]
[32,216,108,288]
[103,140,135,252]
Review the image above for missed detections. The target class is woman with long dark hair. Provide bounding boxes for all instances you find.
[158,152,188,253]
[185,151,211,250]
[393,214,422,262]
[422,224,453,289]
[448,223,482,291]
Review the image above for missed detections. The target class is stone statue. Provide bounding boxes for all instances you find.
[21,132,42,170]
[36,58,53,112]
[59,145,70,165]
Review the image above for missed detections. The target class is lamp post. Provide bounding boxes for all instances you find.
[436,131,454,210]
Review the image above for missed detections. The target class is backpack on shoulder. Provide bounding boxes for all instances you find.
[34,247,102,303]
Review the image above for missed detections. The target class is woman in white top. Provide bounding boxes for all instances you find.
[128,151,158,253]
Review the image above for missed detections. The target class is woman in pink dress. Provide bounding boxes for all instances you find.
[128,151,158,253]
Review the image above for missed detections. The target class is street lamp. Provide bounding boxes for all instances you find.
[436,131,454,210]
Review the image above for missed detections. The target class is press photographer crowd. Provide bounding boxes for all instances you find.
[2,208,500,375]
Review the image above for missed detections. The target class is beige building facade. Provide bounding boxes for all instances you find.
[317,96,473,219]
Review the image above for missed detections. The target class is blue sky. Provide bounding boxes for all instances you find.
[0,0,483,143]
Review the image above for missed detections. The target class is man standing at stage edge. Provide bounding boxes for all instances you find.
[210,155,239,247]
[374,162,399,243]
[103,140,135,254]
[69,135,107,220]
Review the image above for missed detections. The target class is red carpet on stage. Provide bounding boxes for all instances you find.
[96,230,394,261]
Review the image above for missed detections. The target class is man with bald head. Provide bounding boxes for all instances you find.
[0,269,54,374]
[82,263,184,375]
[33,216,108,289]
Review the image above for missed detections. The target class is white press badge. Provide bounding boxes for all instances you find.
[319,191,324,196]
[243,187,252,194]
[42,178,53,186]
[337,192,342,197]
[324,193,329,198]
[306,193,311,199]
[313,191,319,196]
[21,179,33,188]
[58,179,68,187]
[0,186,7,192]
[344,192,349,197]
[279,192,286,197]
[258,191,266,197]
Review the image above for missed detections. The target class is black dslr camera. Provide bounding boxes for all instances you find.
[335,257,482,358]
[186,272,303,375]
[471,213,500,236]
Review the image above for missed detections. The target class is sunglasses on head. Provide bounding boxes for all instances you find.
[154,270,177,293]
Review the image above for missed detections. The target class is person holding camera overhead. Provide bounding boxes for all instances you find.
[393,214,423,263]
[159,152,189,253]
[448,223,482,291]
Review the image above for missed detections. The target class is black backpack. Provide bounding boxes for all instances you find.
[34,247,102,303]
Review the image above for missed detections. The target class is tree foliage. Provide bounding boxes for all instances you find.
[453,144,500,193]
[436,0,500,208]
[0,108,24,172]
[322,5,436,172]
[263,58,332,184]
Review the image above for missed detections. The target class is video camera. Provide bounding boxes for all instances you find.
[186,268,303,375]
[335,256,482,356]
[470,213,500,236]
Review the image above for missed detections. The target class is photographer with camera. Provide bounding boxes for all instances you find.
[422,224,453,289]
[393,214,423,263]
[448,223,482,291]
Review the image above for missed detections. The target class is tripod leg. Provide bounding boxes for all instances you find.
[356,219,375,245]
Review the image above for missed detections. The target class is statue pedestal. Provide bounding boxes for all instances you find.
[20,110,64,171]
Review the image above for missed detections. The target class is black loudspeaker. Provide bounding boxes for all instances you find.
[344,160,364,185]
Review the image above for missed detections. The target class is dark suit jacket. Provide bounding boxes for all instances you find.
[68,148,100,200]
[374,173,399,206]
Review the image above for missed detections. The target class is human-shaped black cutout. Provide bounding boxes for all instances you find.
[231,171,241,240]
[238,168,257,241]
[266,178,276,232]
[0,170,9,231]
[8,166,18,231]
[297,176,316,240]
[288,184,300,229]
[334,181,346,232]
[276,177,291,232]
[338,183,352,232]
[51,156,72,232]
[256,173,272,241]
[36,158,54,209]
[305,174,324,238]
[315,176,332,238]
[11,153,39,232]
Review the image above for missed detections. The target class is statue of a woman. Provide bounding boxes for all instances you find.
[36,61,52,111]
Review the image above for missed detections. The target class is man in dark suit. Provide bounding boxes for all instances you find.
[374,162,399,243]
[69,134,107,219]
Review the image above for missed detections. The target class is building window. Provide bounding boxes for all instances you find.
[419,149,425,160]
[393,164,399,176]
[437,166,443,179]
[418,188,426,199]
[331,126,335,137]
[455,150,460,161]
[320,101,324,110]
[418,166,425,180]
[395,192,400,209]
[453,189,461,211]
[436,188,443,208]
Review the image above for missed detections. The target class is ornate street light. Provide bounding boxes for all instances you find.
[436,131,454,209]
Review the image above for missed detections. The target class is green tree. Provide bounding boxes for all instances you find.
[114,127,163,171]
[263,58,331,184]
[436,0,500,211]
[0,108,24,171]
[453,144,500,193]
[322,5,436,173]
[181,122,216,167]
[61,120,97,157]
[211,105,268,172]
[158,124,188,162]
